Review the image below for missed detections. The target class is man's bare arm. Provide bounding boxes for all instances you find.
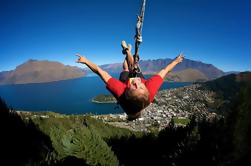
[157,54,184,79]
[76,54,111,83]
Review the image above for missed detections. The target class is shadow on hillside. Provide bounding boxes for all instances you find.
[0,97,88,166]
[107,117,226,166]
[107,116,249,166]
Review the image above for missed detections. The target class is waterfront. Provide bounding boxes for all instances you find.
[0,75,191,114]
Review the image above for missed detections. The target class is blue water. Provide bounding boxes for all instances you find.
[0,75,191,115]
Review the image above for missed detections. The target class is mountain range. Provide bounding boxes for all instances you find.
[91,58,225,81]
[0,58,225,85]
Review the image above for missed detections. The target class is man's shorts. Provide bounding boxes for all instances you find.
[119,71,145,83]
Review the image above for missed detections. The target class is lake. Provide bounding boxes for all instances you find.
[0,75,191,115]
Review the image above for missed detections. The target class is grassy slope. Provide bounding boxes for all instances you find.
[22,112,142,166]
[1,104,142,166]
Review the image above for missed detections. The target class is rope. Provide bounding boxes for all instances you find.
[132,0,146,76]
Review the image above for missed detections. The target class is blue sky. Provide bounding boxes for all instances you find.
[1,0,251,72]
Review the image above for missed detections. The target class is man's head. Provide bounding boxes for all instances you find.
[124,78,150,118]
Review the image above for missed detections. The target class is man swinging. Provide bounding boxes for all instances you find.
[75,43,184,120]
[76,0,184,120]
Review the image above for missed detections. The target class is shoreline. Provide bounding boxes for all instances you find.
[91,99,117,104]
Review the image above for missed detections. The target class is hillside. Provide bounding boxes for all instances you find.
[0,99,133,165]
[201,72,251,164]
[202,72,251,101]
[167,68,208,82]
[0,60,85,85]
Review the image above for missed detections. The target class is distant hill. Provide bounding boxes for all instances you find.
[167,68,208,82]
[0,60,85,85]
[89,58,225,80]
[223,71,240,76]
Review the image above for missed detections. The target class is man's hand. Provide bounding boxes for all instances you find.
[76,54,87,64]
[174,53,184,64]
[157,53,185,79]
[75,53,112,83]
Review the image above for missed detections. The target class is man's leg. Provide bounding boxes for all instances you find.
[119,59,130,83]
[121,41,134,72]
[119,52,132,83]
[123,59,129,71]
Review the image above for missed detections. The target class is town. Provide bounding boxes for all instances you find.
[94,84,218,132]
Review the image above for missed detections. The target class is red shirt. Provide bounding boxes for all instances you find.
[106,75,163,103]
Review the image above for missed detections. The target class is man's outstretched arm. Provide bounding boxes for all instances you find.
[157,54,184,79]
[76,54,111,83]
